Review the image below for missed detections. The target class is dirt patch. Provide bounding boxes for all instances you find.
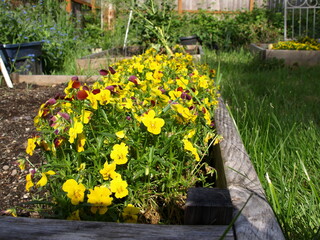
[0,82,66,215]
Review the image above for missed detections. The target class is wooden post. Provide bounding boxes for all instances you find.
[91,0,96,14]
[249,0,254,11]
[178,0,183,14]
[66,0,72,13]
[102,2,115,31]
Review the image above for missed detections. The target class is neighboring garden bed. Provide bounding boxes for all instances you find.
[250,38,320,66]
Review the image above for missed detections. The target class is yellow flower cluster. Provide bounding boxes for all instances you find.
[24,47,220,222]
[272,38,320,51]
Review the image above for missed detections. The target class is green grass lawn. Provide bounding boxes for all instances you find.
[204,49,320,240]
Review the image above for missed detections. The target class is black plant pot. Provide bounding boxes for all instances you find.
[179,35,201,45]
[0,41,43,74]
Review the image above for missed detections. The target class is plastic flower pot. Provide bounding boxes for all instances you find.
[179,35,201,45]
[0,41,43,74]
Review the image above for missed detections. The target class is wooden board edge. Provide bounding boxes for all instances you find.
[214,98,285,240]
[0,216,234,240]
[11,75,101,86]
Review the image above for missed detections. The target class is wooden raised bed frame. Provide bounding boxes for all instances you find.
[1,74,284,239]
[250,43,320,66]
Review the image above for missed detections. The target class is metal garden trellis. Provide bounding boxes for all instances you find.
[284,0,320,40]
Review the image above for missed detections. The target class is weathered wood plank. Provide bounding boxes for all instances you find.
[11,75,101,86]
[185,188,233,225]
[214,99,285,240]
[76,57,130,72]
[0,216,234,240]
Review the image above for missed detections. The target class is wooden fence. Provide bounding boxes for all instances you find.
[177,0,265,13]
[65,0,267,30]
[66,0,265,14]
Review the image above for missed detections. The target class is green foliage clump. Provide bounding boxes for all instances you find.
[188,9,283,49]
[0,0,107,73]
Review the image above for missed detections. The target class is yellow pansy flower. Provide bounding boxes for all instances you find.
[182,139,200,162]
[62,179,86,205]
[26,137,37,156]
[67,210,81,221]
[99,161,120,180]
[110,177,129,199]
[25,173,34,192]
[115,130,125,139]
[110,142,129,165]
[68,120,83,143]
[77,133,86,152]
[141,110,165,135]
[87,186,113,215]
[122,204,140,223]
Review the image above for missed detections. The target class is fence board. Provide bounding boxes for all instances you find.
[178,0,264,11]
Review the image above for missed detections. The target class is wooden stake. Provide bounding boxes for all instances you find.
[66,0,72,13]
[91,0,96,14]
[249,0,254,11]
[0,56,13,88]
[178,0,182,14]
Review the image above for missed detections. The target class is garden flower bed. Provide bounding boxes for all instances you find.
[249,39,320,66]
[0,48,284,239]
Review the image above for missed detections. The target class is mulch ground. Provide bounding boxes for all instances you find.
[0,82,65,216]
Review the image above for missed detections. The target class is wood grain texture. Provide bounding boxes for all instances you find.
[12,75,100,86]
[0,216,234,240]
[214,99,285,240]
[185,188,233,225]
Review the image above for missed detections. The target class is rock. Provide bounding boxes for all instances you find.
[2,165,10,171]
[11,169,18,176]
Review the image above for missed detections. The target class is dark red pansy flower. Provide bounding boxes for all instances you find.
[92,89,101,95]
[72,80,81,89]
[77,90,88,100]
[105,85,115,91]
[151,100,156,106]
[41,109,50,118]
[128,75,138,85]
[202,107,206,113]
[186,94,192,100]
[58,112,70,121]
[54,137,64,148]
[47,98,56,105]
[99,69,109,76]
[177,87,183,92]
[54,93,65,100]
[71,76,79,81]
[83,86,89,91]
[188,106,195,110]
[158,87,166,94]
[108,66,116,74]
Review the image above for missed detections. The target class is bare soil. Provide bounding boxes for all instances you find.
[0,82,65,216]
